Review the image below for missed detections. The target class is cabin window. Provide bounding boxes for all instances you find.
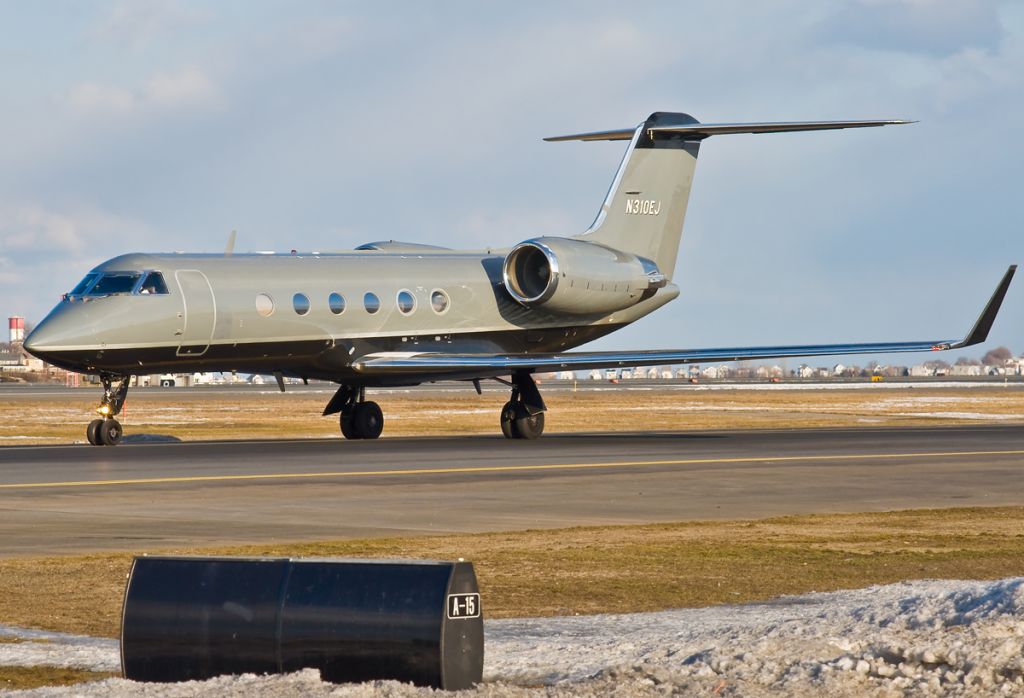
[293,293,310,315]
[431,289,450,314]
[139,272,169,295]
[328,292,346,315]
[363,292,380,314]
[397,290,416,315]
[68,273,100,297]
[255,293,275,317]
[88,272,142,296]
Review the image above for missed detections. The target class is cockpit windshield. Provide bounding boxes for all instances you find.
[89,273,142,296]
[139,272,169,295]
[66,271,170,298]
[69,273,100,296]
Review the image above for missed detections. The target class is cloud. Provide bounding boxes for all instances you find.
[64,66,221,116]
[144,66,219,108]
[90,0,211,50]
[0,204,153,255]
[816,0,1004,57]
[66,82,137,113]
[0,255,17,286]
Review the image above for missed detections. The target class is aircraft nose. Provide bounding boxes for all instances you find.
[22,320,54,360]
[21,307,96,367]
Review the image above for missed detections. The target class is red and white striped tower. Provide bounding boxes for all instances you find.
[8,316,25,345]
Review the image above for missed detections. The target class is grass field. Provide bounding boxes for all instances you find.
[2,384,1023,444]
[1,506,1023,640]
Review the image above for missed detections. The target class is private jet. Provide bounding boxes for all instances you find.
[23,111,1015,445]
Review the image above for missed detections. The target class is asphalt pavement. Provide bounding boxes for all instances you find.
[1,425,1022,556]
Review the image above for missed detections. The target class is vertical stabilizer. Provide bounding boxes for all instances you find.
[570,112,702,280]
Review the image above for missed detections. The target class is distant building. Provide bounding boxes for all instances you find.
[0,350,23,368]
[909,365,933,377]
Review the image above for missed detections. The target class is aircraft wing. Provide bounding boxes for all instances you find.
[353,266,1015,377]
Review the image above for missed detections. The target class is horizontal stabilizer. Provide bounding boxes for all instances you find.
[545,119,914,142]
[354,266,1015,378]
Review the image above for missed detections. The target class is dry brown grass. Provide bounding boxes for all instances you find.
[2,384,1023,444]
[0,666,116,691]
[1,507,1023,639]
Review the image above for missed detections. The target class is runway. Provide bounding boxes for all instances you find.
[2,424,1024,556]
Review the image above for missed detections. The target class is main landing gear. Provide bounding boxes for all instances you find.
[323,373,547,442]
[499,372,546,440]
[86,374,130,446]
[323,385,384,440]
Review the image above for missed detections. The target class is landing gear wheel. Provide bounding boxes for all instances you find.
[500,401,520,439]
[340,412,360,440]
[86,419,104,446]
[352,401,384,440]
[99,419,123,446]
[514,405,544,440]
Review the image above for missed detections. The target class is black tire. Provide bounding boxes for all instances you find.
[99,419,123,446]
[514,405,544,440]
[352,401,384,440]
[86,419,104,446]
[500,401,519,439]
[340,411,360,440]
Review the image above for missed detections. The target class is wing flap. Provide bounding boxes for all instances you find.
[353,266,1015,377]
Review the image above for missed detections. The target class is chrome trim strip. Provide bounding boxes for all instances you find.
[577,123,644,238]
[502,240,560,306]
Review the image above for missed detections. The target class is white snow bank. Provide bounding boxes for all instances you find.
[0,626,118,672]
[5,577,1024,696]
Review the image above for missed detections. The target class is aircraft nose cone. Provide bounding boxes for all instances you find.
[22,321,57,361]
[20,307,97,369]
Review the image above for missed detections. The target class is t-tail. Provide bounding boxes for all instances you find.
[546,112,914,280]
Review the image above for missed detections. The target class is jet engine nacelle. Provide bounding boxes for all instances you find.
[502,237,666,315]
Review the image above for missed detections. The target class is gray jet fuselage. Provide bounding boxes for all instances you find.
[32,249,678,384]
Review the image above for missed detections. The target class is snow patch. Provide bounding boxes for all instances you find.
[5,578,1024,696]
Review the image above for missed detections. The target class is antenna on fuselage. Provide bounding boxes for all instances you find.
[225,229,237,256]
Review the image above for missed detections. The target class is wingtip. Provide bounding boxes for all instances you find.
[955,265,1016,348]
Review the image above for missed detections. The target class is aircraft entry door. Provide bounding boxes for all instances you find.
[175,270,216,357]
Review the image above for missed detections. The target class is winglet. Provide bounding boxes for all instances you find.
[951,265,1016,349]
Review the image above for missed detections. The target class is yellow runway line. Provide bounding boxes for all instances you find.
[2,449,1024,491]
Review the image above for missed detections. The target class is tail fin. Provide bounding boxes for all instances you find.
[550,112,913,280]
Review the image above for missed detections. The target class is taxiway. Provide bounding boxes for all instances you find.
[1,424,1023,556]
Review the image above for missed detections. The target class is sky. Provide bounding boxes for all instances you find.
[0,0,1021,366]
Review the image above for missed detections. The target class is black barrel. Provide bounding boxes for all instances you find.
[121,556,483,690]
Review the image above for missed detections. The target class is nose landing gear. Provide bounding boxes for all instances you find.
[324,384,384,440]
[86,375,130,446]
[500,372,546,440]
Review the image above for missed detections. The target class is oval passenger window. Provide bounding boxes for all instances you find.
[431,289,450,314]
[364,292,380,314]
[255,293,275,317]
[329,292,345,315]
[397,290,416,315]
[293,293,310,315]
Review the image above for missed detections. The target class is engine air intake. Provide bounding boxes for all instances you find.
[502,237,666,315]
